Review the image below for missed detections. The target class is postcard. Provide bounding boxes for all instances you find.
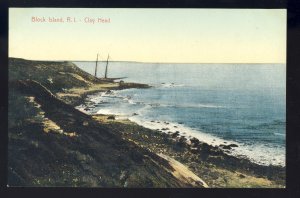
[8,8,286,188]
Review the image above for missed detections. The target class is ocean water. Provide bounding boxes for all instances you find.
[74,61,286,167]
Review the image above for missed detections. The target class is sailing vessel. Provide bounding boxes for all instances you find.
[104,54,109,78]
[94,53,126,82]
[94,53,99,77]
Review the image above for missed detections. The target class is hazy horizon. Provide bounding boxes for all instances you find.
[9,56,285,64]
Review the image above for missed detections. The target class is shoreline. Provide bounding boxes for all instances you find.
[55,80,151,106]
[90,113,285,187]
[8,58,285,187]
[77,89,286,168]
[10,79,207,187]
[132,117,284,167]
[72,87,285,187]
[128,116,286,168]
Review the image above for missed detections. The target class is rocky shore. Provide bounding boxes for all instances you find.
[8,58,285,187]
[87,113,285,188]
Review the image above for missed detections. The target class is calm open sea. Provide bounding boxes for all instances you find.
[74,61,286,167]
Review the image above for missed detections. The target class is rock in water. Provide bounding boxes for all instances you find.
[228,144,238,148]
[219,144,239,150]
[106,90,112,94]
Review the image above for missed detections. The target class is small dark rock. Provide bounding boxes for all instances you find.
[106,90,113,94]
[190,137,200,147]
[223,145,232,150]
[219,144,238,150]
[190,147,199,154]
[194,180,204,187]
[176,136,187,146]
[200,142,211,153]
[239,174,246,178]
[107,115,115,120]
[171,131,180,138]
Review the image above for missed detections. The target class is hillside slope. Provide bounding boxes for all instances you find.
[8,58,206,187]
[9,58,102,92]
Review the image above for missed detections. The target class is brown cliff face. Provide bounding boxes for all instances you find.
[8,58,205,187]
[7,58,285,188]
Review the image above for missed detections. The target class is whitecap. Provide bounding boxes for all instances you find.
[274,132,285,137]
[128,116,285,167]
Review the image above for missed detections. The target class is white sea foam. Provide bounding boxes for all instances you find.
[159,83,186,88]
[96,108,128,116]
[76,105,87,113]
[171,103,224,109]
[123,97,137,104]
[128,116,285,167]
[77,89,285,167]
[129,116,228,146]
[121,99,225,109]
[274,132,285,137]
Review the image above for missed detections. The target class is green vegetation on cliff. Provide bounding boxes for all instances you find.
[8,58,285,188]
[8,58,204,187]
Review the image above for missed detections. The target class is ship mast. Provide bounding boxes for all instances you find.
[104,54,109,78]
[94,53,99,77]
